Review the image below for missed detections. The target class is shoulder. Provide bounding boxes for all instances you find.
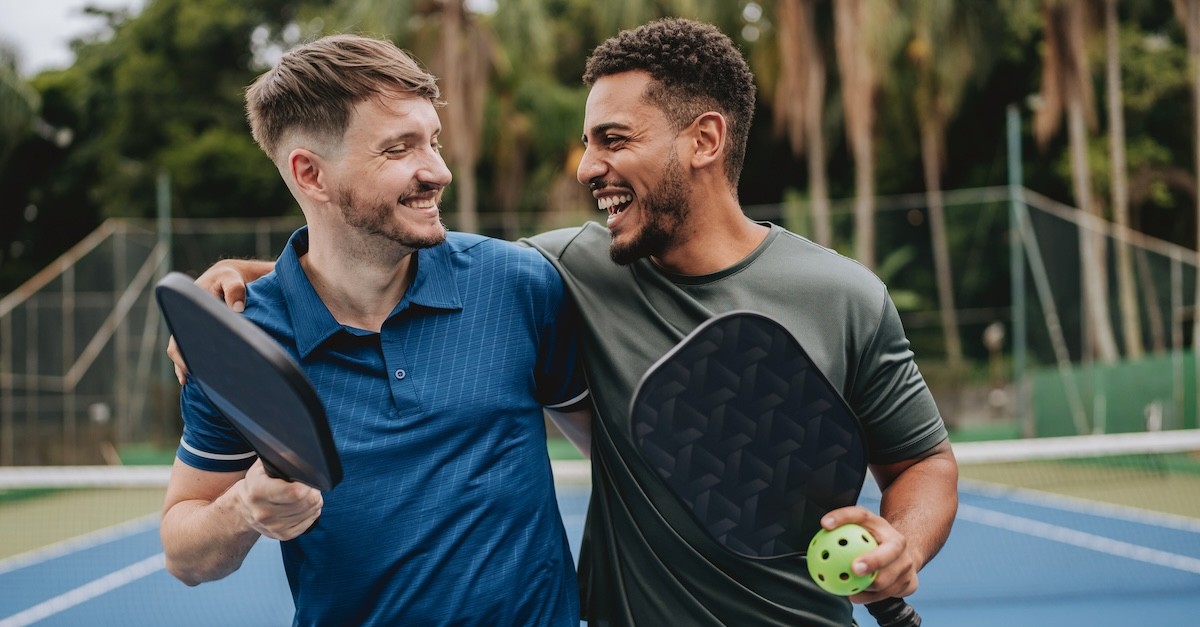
[521,223,608,260]
[445,230,542,261]
[443,231,561,286]
[767,226,888,306]
[241,272,295,338]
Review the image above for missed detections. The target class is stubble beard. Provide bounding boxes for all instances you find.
[608,156,688,266]
[335,185,447,251]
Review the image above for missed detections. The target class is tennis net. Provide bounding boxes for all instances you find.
[953,428,1200,519]
[2,432,1197,560]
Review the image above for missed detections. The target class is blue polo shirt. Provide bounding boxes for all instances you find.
[177,227,587,626]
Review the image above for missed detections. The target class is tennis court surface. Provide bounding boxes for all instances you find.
[3,434,1199,627]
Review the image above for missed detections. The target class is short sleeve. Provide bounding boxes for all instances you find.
[176,380,258,472]
[532,259,590,409]
[850,294,948,464]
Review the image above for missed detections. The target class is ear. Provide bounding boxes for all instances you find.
[685,112,727,172]
[287,148,333,203]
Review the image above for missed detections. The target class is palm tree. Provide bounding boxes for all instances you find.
[771,0,832,247]
[1035,0,1119,364]
[1105,0,1143,359]
[834,0,879,269]
[1175,0,1200,358]
[906,0,986,369]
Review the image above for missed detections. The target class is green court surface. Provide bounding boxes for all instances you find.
[0,487,166,559]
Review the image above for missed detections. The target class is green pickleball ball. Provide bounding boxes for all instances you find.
[807,523,878,596]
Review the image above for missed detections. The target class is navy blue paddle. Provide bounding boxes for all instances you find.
[156,272,342,492]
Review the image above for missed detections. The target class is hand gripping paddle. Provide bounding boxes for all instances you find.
[630,310,920,626]
[156,272,342,492]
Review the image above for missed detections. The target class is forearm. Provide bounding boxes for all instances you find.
[876,441,958,570]
[544,405,592,459]
[160,484,260,585]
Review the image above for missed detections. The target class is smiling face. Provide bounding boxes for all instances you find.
[326,93,452,250]
[578,71,692,265]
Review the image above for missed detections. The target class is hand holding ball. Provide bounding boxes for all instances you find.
[807,523,878,596]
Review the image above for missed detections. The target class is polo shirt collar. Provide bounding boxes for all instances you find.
[276,227,464,359]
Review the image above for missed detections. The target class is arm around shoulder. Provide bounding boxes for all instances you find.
[196,258,276,310]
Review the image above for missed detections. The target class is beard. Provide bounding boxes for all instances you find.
[608,153,688,266]
[334,184,447,250]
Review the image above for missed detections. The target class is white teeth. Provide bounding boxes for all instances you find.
[406,198,437,209]
[597,194,632,211]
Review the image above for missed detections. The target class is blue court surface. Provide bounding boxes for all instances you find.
[2,479,1198,626]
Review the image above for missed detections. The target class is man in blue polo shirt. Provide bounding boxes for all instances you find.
[159,35,589,626]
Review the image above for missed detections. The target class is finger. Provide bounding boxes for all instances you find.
[210,270,247,312]
[852,541,901,579]
[820,505,871,530]
[268,507,323,541]
[224,284,246,313]
[260,492,323,541]
[851,570,918,603]
[238,465,323,538]
[166,336,188,384]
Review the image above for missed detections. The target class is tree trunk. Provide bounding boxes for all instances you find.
[439,0,479,233]
[852,133,875,269]
[798,0,831,247]
[1186,0,1200,360]
[1068,100,1119,363]
[835,0,877,269]
[920,116,963,367]
[1105,0,1143,358]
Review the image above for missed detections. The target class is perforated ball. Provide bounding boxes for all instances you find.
[806,523,878,596]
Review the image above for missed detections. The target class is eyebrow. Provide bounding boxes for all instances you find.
[582,122,633,144]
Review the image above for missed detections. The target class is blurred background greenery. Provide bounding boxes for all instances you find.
[1,0,1193,286]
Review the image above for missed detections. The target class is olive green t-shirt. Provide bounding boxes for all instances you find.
[525,222,946,627]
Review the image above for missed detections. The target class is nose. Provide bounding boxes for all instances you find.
[420,148,453,188]
[576,144,605,188]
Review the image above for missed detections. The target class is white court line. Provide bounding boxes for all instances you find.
[958,504,1200,575]
[0,513,159,576]
[960,478,1200,533]
[0,553,165,627]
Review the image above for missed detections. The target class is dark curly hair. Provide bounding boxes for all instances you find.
[583,18,756,189]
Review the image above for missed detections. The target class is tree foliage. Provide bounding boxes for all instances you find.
[0,0,1196,328]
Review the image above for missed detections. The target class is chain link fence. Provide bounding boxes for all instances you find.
[2,188,1197,465]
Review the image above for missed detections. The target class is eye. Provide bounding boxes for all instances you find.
[384,145,410,156]
[432,141,443,152]
[602,134,627,147]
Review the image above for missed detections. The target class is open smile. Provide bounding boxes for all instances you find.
[597,194,633,226]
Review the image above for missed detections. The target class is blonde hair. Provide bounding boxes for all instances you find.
[245,34,442,161]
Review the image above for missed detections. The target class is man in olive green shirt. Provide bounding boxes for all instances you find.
[523,18,957,626]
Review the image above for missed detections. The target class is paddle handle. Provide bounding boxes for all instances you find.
[865,598,921,626]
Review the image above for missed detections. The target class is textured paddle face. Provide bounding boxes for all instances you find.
[630,311,867,558]
[156,272,342,492]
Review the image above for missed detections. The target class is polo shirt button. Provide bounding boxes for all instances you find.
[394,369,406,380]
